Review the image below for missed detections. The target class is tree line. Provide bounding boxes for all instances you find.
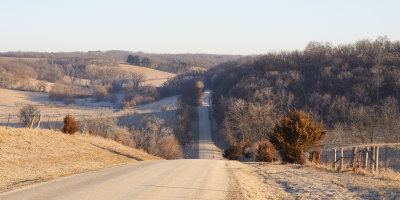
[209,37,400,146]
[126,53,241,74]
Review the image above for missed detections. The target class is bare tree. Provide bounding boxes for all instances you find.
[349,106,368,143]
[129,73,145,90]
[82,108,116,137]
[19,104,40,127]
[227,99,249,144]
[381,97,400,142]
[132,117,182,159]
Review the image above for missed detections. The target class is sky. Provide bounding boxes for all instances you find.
[0,0,399,55]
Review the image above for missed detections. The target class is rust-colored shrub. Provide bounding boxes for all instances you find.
[88,128,93,136]
[223,144,243,160]
[62,114,79,135]
[256,141,278,162]
[270,109,327,164]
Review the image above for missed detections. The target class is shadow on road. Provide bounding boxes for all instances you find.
[90,143,143,161]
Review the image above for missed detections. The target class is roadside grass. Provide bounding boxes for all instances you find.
[302,157,400,182]
[0,127,161,191]
[231,161,400,199]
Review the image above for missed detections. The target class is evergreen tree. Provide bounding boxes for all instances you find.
[62,114,79,135]
[270,109,327,164]
[127,55,140,65]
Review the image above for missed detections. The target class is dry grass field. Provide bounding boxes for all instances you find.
[0,88,95,125]
[0,88,178,128]
[118,63,176,87]
[229,161,400,199]
[0,127,161,191]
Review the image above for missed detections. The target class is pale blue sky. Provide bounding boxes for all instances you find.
[0,0,399,54]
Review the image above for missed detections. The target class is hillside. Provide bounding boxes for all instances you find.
[117,63,176,87]
[0,127,161,191]
[209,38,400,146]
[125,53,241,73]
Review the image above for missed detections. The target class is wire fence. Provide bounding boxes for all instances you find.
[1,113,68,131]
[316,143,400,173]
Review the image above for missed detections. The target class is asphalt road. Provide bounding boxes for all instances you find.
[198,90,214,159]
[0,159,230,200]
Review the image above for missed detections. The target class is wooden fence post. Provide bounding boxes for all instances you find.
[19,116,22,128]
[6,114,10,130]
[334,148,337,170]
[371,146,375,171]
[29,115,36,129]
[351,147,357,169]
[36,114,41,129]
[339,148,344,171]
[384,146,388,169]
[325,150,328,166]
[47,115,50,129]
[374,146,379,173]
[364,147,369,169]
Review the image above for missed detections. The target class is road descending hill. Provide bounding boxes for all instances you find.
[0,90,238,200]
[3,90,399,200]
[198,90,216,159]
[0,160,235,200]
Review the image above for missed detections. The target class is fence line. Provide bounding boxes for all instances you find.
[1,113,62,130]
[318,143,400,173]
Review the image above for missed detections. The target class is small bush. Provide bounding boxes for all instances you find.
[158,135,183,160]
[270,109,327,164]
[123,101,132,110]
[108,126,132,145]
[62,114,79,135]
[308,149,322,164]
[88,128,94,136]
[256,141,278,162]
[223,144,243,160]
[243,142,255,158]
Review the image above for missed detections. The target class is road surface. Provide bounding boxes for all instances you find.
[198,90,215,159]
[0,160,231,200]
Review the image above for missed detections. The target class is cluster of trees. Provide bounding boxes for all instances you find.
[131,117,182,159]
[126,53,241,74]
[79,109,182,159]
[0,51,120,89]
[127,55,152,67]
[210,37,400,146]
[223,109,327,164]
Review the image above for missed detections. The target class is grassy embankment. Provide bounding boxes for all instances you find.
[0,127,162,191]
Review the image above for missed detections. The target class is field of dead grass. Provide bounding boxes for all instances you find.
[118,63,176,87]
[0,88,179,128]
[0,127,161,191]
[229,161,400,199]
